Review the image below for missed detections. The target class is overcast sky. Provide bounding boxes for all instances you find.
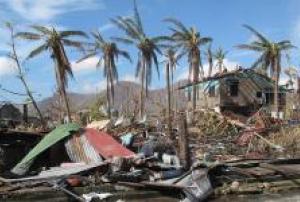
[0,0,299,103]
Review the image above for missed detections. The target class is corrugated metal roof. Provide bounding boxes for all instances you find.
[179,69,287,92]
[85,128,135,159]
[11,123,81,175]
[65,133,103,164]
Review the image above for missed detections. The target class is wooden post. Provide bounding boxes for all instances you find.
[23,103,28,125]
[177,113,191,170]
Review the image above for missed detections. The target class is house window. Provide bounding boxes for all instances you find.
[208,85,215,97]
[229,81,239,96]
[256,91,262,98]
[265,92,273,104]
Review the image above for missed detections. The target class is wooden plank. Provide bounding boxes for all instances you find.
[260,163,300,176]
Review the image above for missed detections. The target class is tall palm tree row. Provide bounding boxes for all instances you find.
[78,31,132,118]
[214,47,228,73]
[111,0,167,118]
[16,26,88,122]
[165,18,212,114]
[237,25,295,115]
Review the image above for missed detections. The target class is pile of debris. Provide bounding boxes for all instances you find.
[188,110,243,161]
[187,108,288,161]
[0,108,300,201]
[0,123,210,201]
[249,125,300,158]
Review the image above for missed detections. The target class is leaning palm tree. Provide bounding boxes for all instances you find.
[111,0,166,118]
[16,25,88,122]
[165,18,212,114]
[78,31,131,118]
[237,24,294,115]
[214,47,228,73]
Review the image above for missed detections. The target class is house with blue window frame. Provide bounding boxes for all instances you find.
[179,68,288,116]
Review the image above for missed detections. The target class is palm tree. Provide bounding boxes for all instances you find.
[16,25,88,122]
[162,48,183,136]
[166,18,212,114]
[111,0,166,118]
[237,24,294,115]
[78,31,131,118]
[214,47,228,73]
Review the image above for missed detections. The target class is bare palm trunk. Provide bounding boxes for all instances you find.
[192,50,200,115]
[106,77,112,119]
[218,61,222,73]
[62,87,72,122]
[171,68,174,110]
[54,61,72,122]
[140,59,145,118]
[166,63,172,138]
[8,25,46,128]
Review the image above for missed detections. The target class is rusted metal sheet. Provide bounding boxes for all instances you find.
[65,132,103,164]
[84,128,135,159]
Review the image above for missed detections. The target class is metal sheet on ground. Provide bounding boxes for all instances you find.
[84,128,135,159]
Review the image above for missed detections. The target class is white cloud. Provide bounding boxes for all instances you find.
[71,56,100,72]
[0,57,16,76]
[120,74,138,83]
[3,0,104,22]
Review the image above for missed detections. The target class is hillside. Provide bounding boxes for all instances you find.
[32,80,188,117]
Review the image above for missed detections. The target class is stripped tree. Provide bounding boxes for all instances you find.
[5,22,45,128]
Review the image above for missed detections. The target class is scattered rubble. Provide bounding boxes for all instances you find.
[0,108,300,201]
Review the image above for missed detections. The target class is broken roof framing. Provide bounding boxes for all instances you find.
[178,68,288,113]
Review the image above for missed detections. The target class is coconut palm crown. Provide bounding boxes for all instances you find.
[16,25,88,122]
[111,0,167,117]
[165,18,212,113]
[237,24,295,113]
[78,31,132,118]
[214,47,228,73]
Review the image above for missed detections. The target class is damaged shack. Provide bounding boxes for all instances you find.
[180,68,288,116]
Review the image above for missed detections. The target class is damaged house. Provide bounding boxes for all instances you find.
[180,68,287,116]
[0,102,22,128]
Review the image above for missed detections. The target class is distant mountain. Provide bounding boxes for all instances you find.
[26,80,188,117]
